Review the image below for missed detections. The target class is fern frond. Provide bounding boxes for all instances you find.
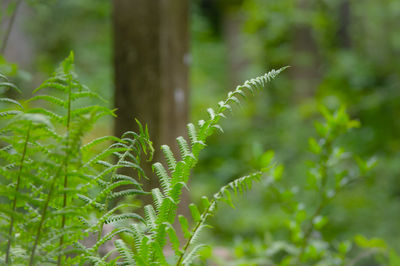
[26,94,66,107]
[165,223,182,256]
[186,123,198,144]
[112,174,141,187]
[188,203,201,223]
[0,110,22,118]
[0,97,23,109]
[70,105,114,119]
[0,81,21,93]
[81,136,123,152]
[153,162,171,193]
[26,108,63,123]
[109,189,148,200]
[105,213,143,224]
[70,91,105,102]
[114,239,136,265]
[97,203,142,225]
[161,145,177,171]
[33,82,68,94]
[178,215,191,239]
[152,188,164,212]
[144,205,157,230]
[77,194,105,211]
[181,244,207,266]
[90,228,130,252]
[176,136,190,159]
[176,171,269,265]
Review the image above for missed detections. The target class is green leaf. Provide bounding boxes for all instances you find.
[272,164,284,181]
[166,224,182,256]
[309,138,322,154]
[260,150,275,167]
[182,244,207,265]
[105,213,143,224]
[153,162,171,193]
[314,121,327,137]
[200,196,210,210]
[161,145,176,171]
[222,189,235,209]
[0,98,23,109]
[179,215,192,239]
[313,215,328,230]
[390,249,400,266]
[338,240,352,255]
[189,203,201,222]
[354,235,388,251]
[0,82,21,93]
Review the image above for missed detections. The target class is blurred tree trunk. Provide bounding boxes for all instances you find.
[222,10,248,88]
[113,0,189,207]
[291,0,320,102]
[338,0,351,48]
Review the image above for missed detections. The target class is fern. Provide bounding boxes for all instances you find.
[0,79,27,264]
[0,51,285,264]
[0,53,153,265]
[177,172,266,265]
[22,52,113,265]
[113,68,286,265]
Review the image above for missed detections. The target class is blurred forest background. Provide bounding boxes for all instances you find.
[1,0,399,263]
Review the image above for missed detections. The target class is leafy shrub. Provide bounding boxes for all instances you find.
[226,107,400,265]
[0,53,285,265]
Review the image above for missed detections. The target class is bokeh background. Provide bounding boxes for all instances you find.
[1,0,399,263]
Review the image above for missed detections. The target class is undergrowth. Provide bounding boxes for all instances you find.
[226,108,399,265]
[0,52,286,265]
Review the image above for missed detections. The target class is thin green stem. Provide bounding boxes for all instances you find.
[296,141,332,263]
[29,164,64,266]
[176,200,216,266]
[176,173,262,265]
[5,122,31,265]
[57,73,72,266]
[297,199,326,262]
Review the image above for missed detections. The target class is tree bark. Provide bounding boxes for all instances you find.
[112,0,189,206]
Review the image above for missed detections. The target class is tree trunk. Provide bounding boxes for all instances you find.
[222,10,248,88]
[291,0,320,102]
[337,0,351,48]
[113,0,189,207]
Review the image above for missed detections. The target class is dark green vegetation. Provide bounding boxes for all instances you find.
[1,0,400,265]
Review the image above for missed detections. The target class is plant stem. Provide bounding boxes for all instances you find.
[57,156,70,266]
[1,0,23,54]
[297,199,326,262]
[296,141,332,263]
[5,122,31,264]
[57,73,72,266]
[176,197,217,265]
[29,164,64,266]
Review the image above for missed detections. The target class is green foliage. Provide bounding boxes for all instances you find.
[111,68,286,266]
[0,53,285,265]
[189,2,400,262]
[0,53,152,265]
[228,106,398,265]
